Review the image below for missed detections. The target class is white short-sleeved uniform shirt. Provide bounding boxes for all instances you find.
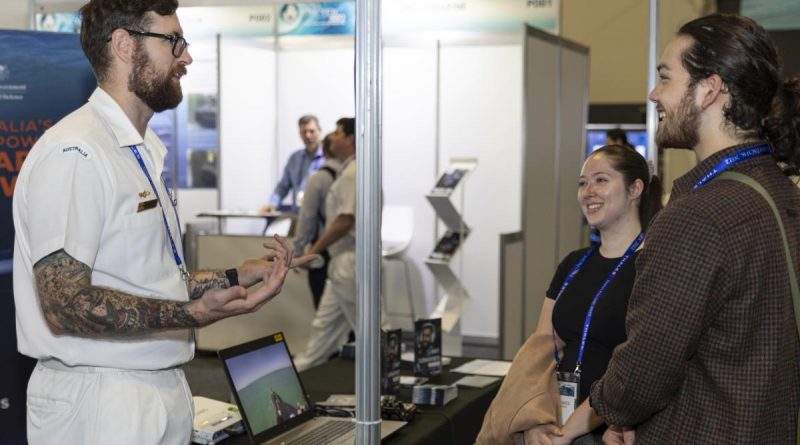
[325,156,356,257]
[12,88,192,370]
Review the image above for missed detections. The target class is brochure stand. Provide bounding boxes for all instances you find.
[425,158,477,334]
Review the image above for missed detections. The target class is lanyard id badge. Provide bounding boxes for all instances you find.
[556,371,579,425]
[128,145,190,284]
[550,233,644,426]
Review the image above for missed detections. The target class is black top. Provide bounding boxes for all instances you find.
[546,247,638,404]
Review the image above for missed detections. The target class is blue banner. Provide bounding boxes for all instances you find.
[0,30,95,444]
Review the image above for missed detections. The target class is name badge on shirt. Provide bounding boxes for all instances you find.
[557,371,580,426]
[137,199,158,212]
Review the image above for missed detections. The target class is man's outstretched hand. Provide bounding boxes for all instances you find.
[187,234,307,325]
[237,235,319,286]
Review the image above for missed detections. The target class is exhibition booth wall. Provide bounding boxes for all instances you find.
[0,1,573,344]
[0,30,96,443]
[3,1,577,343]
[4,1,724,345]
[172,3,552,341]
[210,28,588,348]
[520,26,589,348]
[215,34,526,340]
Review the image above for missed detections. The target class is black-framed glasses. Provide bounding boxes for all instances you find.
[114,29,189,58]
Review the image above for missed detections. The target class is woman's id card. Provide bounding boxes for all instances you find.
[556,371,579,426]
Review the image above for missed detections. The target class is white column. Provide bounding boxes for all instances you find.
[355,0,382,443]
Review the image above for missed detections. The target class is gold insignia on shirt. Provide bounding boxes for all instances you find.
[137,199,158,212]
[138,190,151,199]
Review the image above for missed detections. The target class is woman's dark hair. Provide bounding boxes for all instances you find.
[80,0,179,83]
[590,145,663,232]
[678,13,800,173]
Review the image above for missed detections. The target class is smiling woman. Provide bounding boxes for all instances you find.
[478,145,663,445]
[580,145,663,240]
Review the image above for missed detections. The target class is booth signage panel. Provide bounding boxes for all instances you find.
[383,0,560,35]
[35,12,81,32]
[35,1,560,37]
[0,30,95,443]
[178,3,356,38]
[178,6,276,37]
[277,2,356,36]
[182,0,559,37]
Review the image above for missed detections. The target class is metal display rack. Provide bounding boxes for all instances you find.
[425,158,477,332]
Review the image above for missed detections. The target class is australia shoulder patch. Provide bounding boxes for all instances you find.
[60,145,91,159]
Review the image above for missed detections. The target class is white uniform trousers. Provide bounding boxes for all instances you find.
[294,251,390,372]
[294,252,389,371]
[294,251,357,372]
[27,359,193,445]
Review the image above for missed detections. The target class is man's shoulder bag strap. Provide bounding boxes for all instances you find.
[320,166,337,179]
[314,166,338,238]
[716,170,800,445]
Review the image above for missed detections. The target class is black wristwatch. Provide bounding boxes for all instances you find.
[225,268,239,287]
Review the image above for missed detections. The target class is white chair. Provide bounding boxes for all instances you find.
[381,205,416,322]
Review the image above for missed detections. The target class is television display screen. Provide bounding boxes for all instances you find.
[586,125,648,159]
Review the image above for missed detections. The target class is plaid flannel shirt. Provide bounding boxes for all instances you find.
[591,142,800,444]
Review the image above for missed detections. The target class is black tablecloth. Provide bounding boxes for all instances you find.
[191,356,501,445]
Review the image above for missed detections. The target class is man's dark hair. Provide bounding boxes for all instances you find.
[336,117,355,138]
[80,0,179,83]
[678,13,800,172]
[298,115,320,128]
[606,129,631,148]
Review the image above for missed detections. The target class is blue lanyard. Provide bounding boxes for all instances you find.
[128,145,189,281]
[552,233,644,374]
[692,144,771,190]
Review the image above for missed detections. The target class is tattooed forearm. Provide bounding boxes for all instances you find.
[187,270,230,300]
[33,250,199,336]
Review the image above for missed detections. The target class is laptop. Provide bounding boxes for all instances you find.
[218,333,406,445]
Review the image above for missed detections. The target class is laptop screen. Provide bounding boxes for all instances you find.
[218,333,313,441]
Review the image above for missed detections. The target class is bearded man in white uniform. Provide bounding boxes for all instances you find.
[12,1,311,444]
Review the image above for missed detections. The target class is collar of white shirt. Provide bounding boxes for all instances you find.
[88,87,166,162]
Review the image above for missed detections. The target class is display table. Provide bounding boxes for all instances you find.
[186,355,501,444]
[196,209,293,235]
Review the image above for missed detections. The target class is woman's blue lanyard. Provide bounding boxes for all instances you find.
[552,232,644,374]
[129,145,189,282]
[692,143,771,190]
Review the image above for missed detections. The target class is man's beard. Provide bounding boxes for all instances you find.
[655,85,701,150]
[129,45,185,112]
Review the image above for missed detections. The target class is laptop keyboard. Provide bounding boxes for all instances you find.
[288,420,355,445]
